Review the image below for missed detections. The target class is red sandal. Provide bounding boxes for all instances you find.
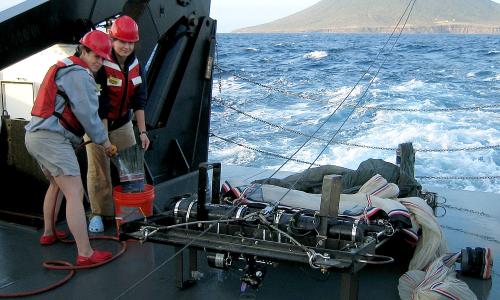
[39,230,68,245]
[76,249,112,266]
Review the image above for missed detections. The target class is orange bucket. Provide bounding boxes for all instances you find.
[113,184,155,223]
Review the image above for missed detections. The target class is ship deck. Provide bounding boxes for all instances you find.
[1,165,498,299]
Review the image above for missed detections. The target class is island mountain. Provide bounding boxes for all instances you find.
[235,0,500,34]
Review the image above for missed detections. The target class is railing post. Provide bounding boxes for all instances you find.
[318,175,341,246]
[398,142,415,179]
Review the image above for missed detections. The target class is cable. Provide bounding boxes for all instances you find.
[0,262,75,298]
[0,142,127,298]
[0,187,127,297]
[215,71,500,112]
[212,100,500,152]
[113,205,242,299]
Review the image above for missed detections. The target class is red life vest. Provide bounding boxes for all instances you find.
[102,57,142,120]
[31,56,89,136]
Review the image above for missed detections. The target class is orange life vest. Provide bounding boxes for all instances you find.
[31,56,89,136]
[102,57,142,120]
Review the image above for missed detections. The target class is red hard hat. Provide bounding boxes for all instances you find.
[109,15,139,42]
[79,30,112,60]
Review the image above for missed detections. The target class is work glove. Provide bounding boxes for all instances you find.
[105,144,118,157]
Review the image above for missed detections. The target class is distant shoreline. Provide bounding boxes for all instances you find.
[234,25,500,35]
[226,31,500,35]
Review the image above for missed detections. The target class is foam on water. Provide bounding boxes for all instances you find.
[303,50,328,60]
[325,85,363,102]
[390,79,425,92]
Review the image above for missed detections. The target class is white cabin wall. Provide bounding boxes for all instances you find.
[0,44,75,120]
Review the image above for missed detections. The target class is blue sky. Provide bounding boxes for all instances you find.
[2,1,499,33]
[211,0,321,33]
[211,0,500,33]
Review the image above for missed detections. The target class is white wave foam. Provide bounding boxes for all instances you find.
[485,73,500,81]
[303,51,328,60]
[390,79,425,92]
[209,141,257,165]
[325,85,363,102]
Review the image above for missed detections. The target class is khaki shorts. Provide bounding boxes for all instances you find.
[25,130,80,177]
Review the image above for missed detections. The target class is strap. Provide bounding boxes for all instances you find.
[52,90,84,136]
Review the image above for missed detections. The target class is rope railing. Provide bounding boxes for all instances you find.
[212,98,500,152]
[417,175,500,180]
[210,133,321,166]
[215,65,500,113]
[356,104,500,112]
[210,132,500,181]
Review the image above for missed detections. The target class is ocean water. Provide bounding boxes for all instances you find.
[209,33,499,193]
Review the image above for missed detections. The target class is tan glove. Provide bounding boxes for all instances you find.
[105,144,118,157]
